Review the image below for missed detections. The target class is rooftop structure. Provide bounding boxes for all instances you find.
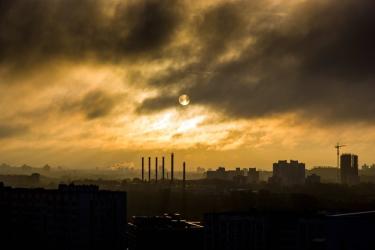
[127,213,203,250]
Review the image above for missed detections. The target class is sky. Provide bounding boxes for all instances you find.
[0,0,374,170]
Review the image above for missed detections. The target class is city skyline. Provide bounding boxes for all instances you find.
[1,0,375,170]
[2,1,375,250]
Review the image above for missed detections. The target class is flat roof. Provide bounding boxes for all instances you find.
[329,211,375,217]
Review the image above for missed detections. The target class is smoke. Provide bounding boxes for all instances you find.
[0,124,28,139]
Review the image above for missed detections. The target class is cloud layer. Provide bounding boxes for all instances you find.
[139,0,375,123]
[0,0,375,168]
[0,124,28,139]
[1,0,374,124]
[0,0,182,66]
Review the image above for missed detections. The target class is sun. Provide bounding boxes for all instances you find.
[179,94,190,106]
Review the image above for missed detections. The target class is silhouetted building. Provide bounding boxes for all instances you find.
[127,213,203,250]
[272,160,305,186]
[340,154,359,185]
[206,167,227,180]
[0,183,126,250]
[206,167,259,184]
[306,174,321,184]
[247,168,260,183]
[205,210,375,250]
[308,167,339,183]
[0,173,40,187]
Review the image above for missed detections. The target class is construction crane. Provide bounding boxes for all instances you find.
[335,143,347,168]
[335,143,346,182]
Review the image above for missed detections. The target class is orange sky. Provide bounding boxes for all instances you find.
[0,0,374,170]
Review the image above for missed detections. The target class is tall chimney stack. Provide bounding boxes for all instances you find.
[141,157,144,182]
[162,156,165,181]
[183,161,186,187]
[171,153,174,183]
[155,157,158,183]
[148,157,151,182]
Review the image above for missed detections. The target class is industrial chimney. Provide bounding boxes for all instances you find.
[171,153,174,183]
[183,161,186,188]
[155,157,158,183]
[148,157,151,182]
[141,157,144,182]
[162,156,165,181]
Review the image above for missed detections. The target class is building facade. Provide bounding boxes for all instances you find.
[272,160,305,186]
[127,213,203,250]
[0,183,127,250]
[204,211,375,250]
[340,154,359,185]
[206,167,259,184]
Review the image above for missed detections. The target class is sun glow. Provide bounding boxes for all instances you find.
[177,116,205,133]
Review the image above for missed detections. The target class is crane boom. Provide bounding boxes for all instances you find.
[335,143,347,182]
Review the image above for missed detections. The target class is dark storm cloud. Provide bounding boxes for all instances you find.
[140,0,375,124]
[0,124,28,139]
[0,0,182,65]
[136,94,176,113]
[80,90,119,119]
[61,90,121,120]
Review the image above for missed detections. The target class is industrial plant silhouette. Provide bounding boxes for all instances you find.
[2,148,375,250]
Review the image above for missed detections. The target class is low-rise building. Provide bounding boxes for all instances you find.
[206,167,259,184]
[204,210,375,250]
[127,213,203,250]
[306,174,321,184]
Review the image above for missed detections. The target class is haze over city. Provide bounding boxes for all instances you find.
[2,1,375,250]
[1,0,374,169]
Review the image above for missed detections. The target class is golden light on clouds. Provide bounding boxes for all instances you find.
[1,60,375,168]
[0,0,374,169]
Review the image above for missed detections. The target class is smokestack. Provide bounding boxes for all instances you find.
[155,157,158,183]
[162,156,165,181]
[148,157,151,182]
[141,157,144,182]
[171,153,174,182]
[183,161,186,187]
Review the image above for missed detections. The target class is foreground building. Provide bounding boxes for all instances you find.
[127,213,203,250]
[0,183,127,250]
[204,210,375,250]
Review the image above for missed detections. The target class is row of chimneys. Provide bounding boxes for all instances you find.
[141,153,186,184]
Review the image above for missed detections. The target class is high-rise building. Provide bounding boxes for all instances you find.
[271,160,305,186]
[0,183,127,250]
[340,154,359,185]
